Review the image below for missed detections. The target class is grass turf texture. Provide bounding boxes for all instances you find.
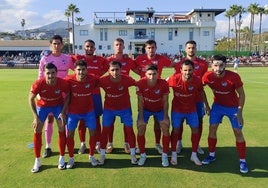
[0,67,267,187]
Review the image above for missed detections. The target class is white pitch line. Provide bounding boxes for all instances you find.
[244,79,268,85]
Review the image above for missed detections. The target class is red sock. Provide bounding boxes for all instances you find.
[162,135,170,154]
[95,117,101,143]
[208,137,217,153]
[191,133,199,152]
[108,122,114,143]
[33,132,42,158]
[236,141,246,159]
[124,126,136,148]
[89,134,96,156]
[171,130,179,152]
[137,135,146,154]
[78,120,86,143]
[58,131,66,156]
[66,136,74,158]
[177,123,183,140]
[198,121,203,143]
[123,126,128,143]
[100,126,110,149]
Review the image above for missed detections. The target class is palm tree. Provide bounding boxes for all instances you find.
[66,3,80,54]
[65,10,71,53]
[229,5,244,53]
[247,3,259,52]
[257,6,268,52]
[240,26,251,51]
[75,17,84,25]
[237,7,245,52]
[225,9,232,53]
[21,19,26,38]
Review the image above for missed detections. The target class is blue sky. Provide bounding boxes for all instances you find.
[0,0,267,37]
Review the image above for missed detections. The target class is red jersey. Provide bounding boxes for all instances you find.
[136,78,169,112]
[168,74,203,113]
[99,75,136,110]
[65,74,99,114]
[202,70,243,107]
[71,54,107,94]
[106,55,137,76]
[135,54,171,78]
[175,57,208,102]
[30,78,70,107]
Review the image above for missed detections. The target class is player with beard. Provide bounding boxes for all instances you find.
[174,40,208,155]
[135,39,173,155]
[105,38,139,154]
[167,59,209,166]
[71,40,107,154]
[202,55,248,174]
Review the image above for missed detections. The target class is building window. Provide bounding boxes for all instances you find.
[134,29,146,39]
[100,29,103,41]
[107,45,111,50]
[174,29,178,37]
[203,31,209,36]
[208,13,211,17]
[75,45,77,49]
[104,28,108,41]
[168,28,173,40]
[119,30,127,36]
[189,28,193,40]
[79,30,88,36]
[79,45,82,50]
[98,45,102,50]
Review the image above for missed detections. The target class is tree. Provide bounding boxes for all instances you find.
[257,6,268,52]
[225,9,232,53]
[247,3,259,52]
[65,10,71,53]
[75,17,84,25]
[66,3,80,54]
[21,19,26,38]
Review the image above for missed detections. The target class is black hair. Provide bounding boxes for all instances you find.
[44,63,57,72]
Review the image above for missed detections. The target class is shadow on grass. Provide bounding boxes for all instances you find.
[39,146,267,177]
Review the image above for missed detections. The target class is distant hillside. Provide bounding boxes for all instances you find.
[37,20,70,30]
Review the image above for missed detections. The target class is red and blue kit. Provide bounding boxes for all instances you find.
[30,78,70,107]
[65,74,99,114]
[135,54,171,78]
[168,74,204,113]
[202,70,243,107]
[99,75,136,110]
[136,78,169,112]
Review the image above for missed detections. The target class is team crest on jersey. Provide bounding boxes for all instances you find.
[152,60,158,65]
[62,60,66,64]
[188,86,194,91]
[154,89,160,94]
[93,59,98,63]
[118,86,124,91]
[55,89,60,94]
[85,83,90,88]
[195,65,200,70]
[121,62,126,66]
[221,81,227,87]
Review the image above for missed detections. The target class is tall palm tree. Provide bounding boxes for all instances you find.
[240,26,251,51]
[65,10,71,53]
[247,3,259,52]
[75,17,84,26]
[229,5,243,53]
[225,9,232,53]
[21,19,26,38]
[237,6,245,52]
[257,6,268,52]
[66,3,80,54]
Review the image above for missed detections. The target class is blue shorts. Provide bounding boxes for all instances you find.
[92,94,103,117]
[138,109,164,124]
[37,105,63,122]
[67,110,96,131]
[171,111,199,129]
[209,103,242,129]
[102,108,133,127]
[196,102,205,119]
